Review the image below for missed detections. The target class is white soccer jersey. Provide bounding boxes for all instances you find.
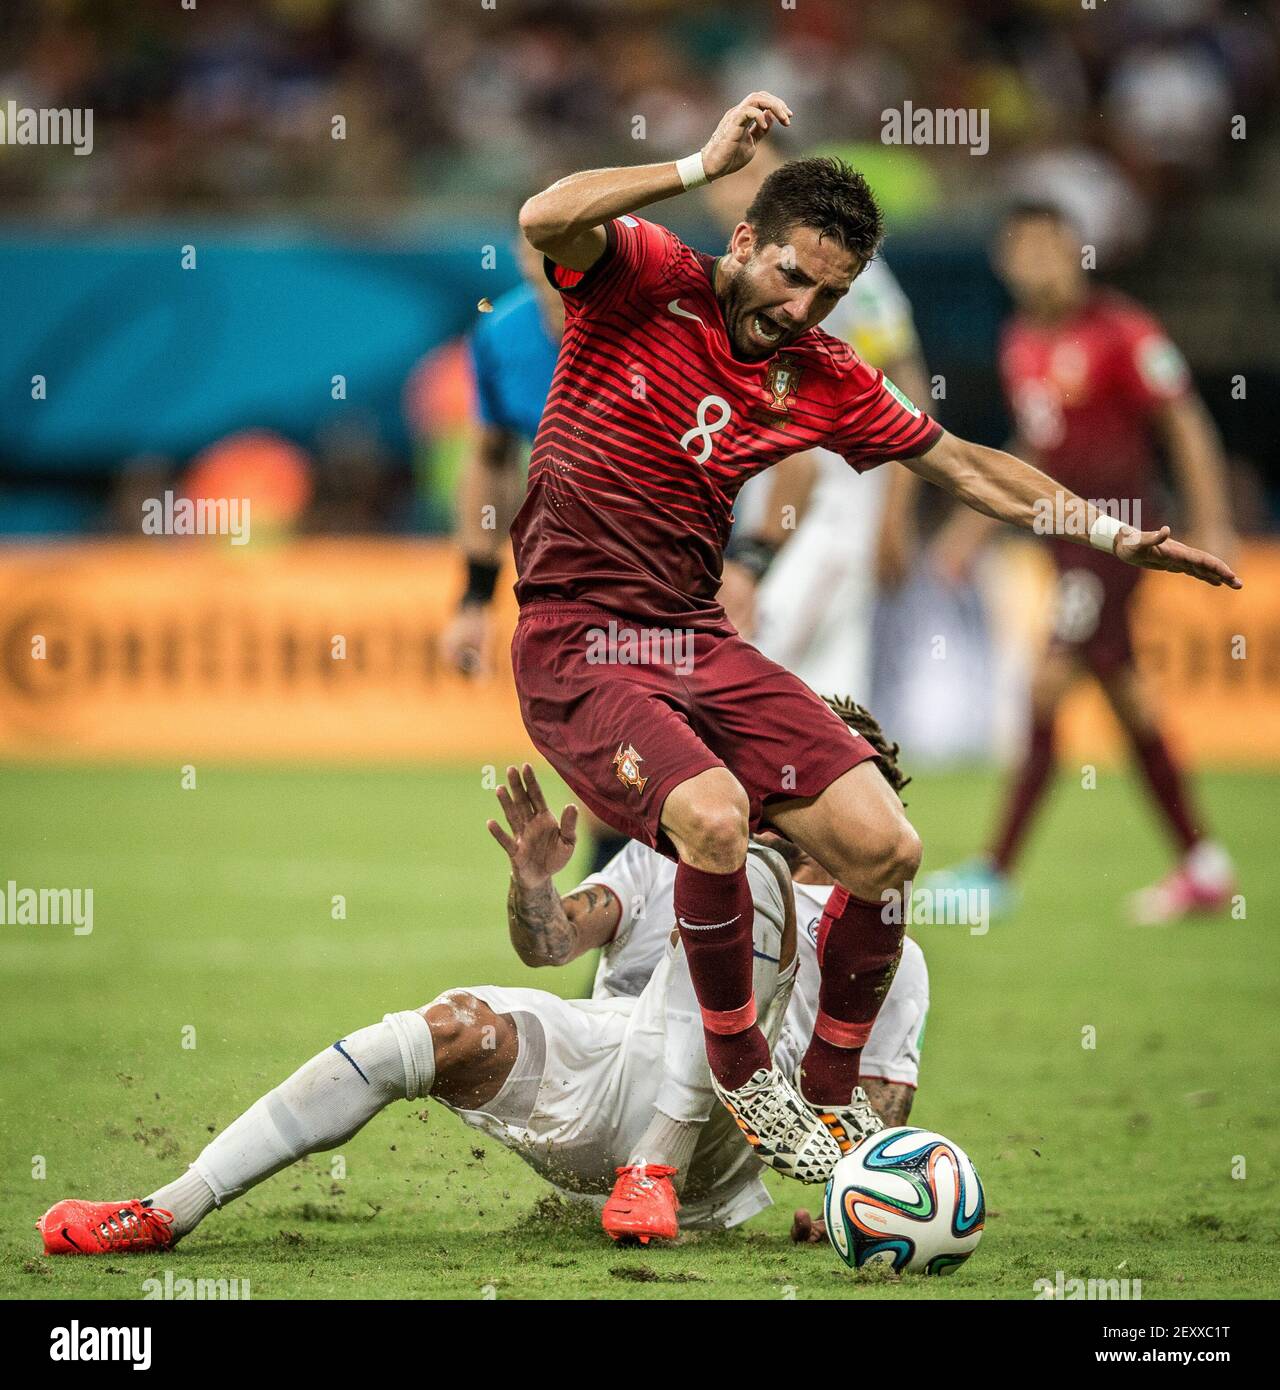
[578,840,928,1088]
[442,844,797,1229]
[438,843,928,1232]
[839,257,922,371]
[778,880,927,1089]
[584,838,680,1001]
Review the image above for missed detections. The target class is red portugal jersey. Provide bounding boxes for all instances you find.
[999,289,1190,521]
[510,215,942,626]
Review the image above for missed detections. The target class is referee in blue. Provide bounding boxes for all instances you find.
[444,229,561,678]
[443,228,628,873]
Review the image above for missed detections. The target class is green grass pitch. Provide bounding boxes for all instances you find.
[1,761,1276,1300]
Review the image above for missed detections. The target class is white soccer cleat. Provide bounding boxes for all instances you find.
[712,1066,844,1184]
[796,1075,885,1157]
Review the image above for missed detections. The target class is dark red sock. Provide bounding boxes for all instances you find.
[1130,728,1201,854]
[991,718,1056,874]
[673,860,769,1091]
[799,887,904,1106]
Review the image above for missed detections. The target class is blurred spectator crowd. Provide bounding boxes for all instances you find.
[2,0,1276,253]
[2,0,1276,540]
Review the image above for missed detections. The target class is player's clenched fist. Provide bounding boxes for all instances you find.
[700,90,793,180]
[487,763,579,888]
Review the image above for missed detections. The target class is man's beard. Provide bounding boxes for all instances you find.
[718,274,784,360]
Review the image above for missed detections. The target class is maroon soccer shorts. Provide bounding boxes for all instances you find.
[511,601,878,855]
[1047,546,1141,677]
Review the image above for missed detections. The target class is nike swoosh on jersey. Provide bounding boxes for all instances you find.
[667,298,705,326]
[677,913,742,931]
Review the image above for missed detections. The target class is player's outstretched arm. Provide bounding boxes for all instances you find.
[518,91,793,270]
[487,763,621,967]
[906,430,1241,589]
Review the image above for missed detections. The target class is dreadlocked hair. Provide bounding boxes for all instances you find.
[823,694,910,801]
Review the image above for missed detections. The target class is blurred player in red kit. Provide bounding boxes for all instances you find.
[930,203,1238,923]
[510,91,1239,1218]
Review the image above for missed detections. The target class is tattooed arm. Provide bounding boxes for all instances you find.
[861,1079,914,1129]
[487,763,622,968]
[506,879,622,968]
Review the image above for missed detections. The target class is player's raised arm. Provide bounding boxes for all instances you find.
[487,763,620,967]
[518,91,793,270]
[905,430,1242,589]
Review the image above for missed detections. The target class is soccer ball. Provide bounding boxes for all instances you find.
[823,1126,985,1276]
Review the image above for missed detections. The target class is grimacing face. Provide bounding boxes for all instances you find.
[995,215,1085,317]
[719,222,864,360]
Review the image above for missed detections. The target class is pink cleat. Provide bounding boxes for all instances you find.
[1128,841,1235,925]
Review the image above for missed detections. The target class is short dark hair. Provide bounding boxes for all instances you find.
[744,157,884,264]
[823,695,910,800]
[754,696,908,875]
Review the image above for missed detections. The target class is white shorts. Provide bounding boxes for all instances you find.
[436,923,796,1231]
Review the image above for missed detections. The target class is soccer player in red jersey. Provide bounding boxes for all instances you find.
[930,202,1238,924]
[509,91,1239,1196]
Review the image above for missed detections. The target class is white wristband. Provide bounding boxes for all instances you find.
[1088,513,1124,553]
[676,151,708,190]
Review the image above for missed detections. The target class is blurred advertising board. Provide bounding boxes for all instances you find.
[0,541,523,762]
[0,540,1276,765]
[990,541,1280,767]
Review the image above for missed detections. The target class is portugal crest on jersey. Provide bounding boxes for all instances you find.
[612,744,648,793]
[765,356,803,413]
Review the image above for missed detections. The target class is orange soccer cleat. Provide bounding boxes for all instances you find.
[37,1198,175,1256]
[601,1163,680,1244]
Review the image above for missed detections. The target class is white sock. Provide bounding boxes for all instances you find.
[627,1108,702,1190]
[145,1167,216,1239]
[156,1011,434,1239]
[656,939,717,1126]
